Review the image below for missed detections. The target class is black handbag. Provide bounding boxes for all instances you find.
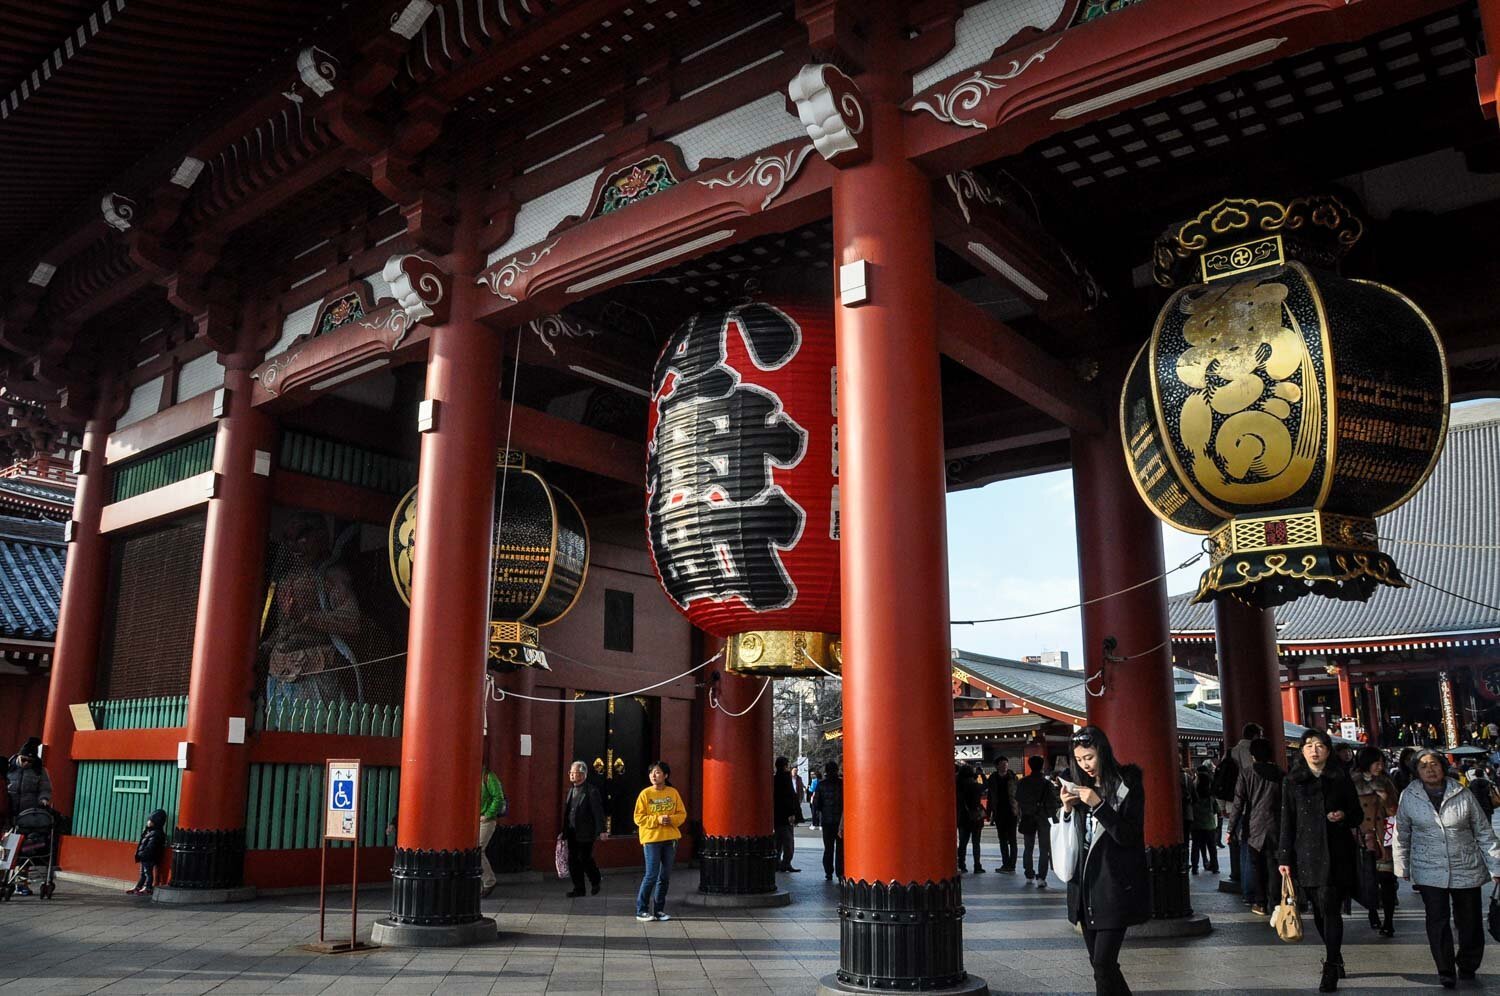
[1488,883,1500,944]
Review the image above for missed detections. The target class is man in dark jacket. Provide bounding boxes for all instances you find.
[987,756,1019,873]
[1227,737,1284,914]
[773,757,800,872]
[561,760,607,897]
[811,760,844,881]
[1015,755,1060,887]
[5,737,51,815]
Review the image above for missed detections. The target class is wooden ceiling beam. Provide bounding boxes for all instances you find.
[934,285,1102,435]
[504,403,644,486]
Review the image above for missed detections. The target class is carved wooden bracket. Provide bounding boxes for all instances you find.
[788,64,871,168]
[250,254,448,401]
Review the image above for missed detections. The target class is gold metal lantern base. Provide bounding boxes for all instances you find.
[726,630,842,677]
[488,621,550,672]
[1194,510,1407,608]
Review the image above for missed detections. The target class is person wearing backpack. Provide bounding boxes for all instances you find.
[1015,755,1060,888]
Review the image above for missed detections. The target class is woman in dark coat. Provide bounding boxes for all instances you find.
[1060,725,1150,996]
[1278,729,1363,992]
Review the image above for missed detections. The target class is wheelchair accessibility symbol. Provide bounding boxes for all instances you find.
[331,779,355,811]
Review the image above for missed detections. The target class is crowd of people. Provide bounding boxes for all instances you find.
[950,726,1500,994]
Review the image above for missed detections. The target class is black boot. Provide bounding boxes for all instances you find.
[1319,961,1339,992]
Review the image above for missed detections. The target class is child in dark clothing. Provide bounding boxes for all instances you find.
[129,809,167,895]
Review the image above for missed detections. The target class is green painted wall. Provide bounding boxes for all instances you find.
[110,435,215,502]
[246,763,399,849]
[73,761,181,842]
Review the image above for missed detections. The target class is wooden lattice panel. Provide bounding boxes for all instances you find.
[1030,5,1480,191]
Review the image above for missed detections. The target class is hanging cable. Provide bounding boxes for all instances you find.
[1378,535,1500,551]
[951,551,1204,625]
[495,327,523,540]
[486,651,721,704]
[708,676,772,717]
[1403,571,1500,614]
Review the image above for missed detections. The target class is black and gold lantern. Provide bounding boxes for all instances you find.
[1121,196,1448,608]
[390,450,589,669]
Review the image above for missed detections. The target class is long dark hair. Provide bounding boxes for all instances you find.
[1069,725,1124,797]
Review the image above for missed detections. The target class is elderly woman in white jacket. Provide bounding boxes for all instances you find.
[1394,748,1500,989]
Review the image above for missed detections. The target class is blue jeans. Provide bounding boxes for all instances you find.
[637,841,675,915]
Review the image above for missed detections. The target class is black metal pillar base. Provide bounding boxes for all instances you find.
[818,974,989,996]
[697,834,780,896]
[487,824,533,874]
[387,846,483,927]
[834,877,986,993]
[1147,843,1193,919]
[168,827,246,890]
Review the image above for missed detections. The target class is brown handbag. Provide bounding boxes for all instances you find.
[1270,875,1304,943]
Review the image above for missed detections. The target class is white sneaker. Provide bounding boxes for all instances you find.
[654,912,672,921]
[635,912,654,922]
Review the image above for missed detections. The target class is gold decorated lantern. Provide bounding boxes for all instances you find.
[1121,196,1448,608]
[389,450,589,669]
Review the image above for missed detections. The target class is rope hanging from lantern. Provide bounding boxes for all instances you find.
[798,646,842,678]
[707,675,773,717]
[484,650,722,705]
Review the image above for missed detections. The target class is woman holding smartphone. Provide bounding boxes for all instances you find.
[1059,725,1150,996]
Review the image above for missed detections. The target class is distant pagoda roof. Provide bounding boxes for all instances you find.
[1169,402,1500,653]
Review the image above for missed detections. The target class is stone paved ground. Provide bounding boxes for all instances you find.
[3,828,1496,995]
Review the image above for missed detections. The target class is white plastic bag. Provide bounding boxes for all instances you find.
[1050,815,1079,884]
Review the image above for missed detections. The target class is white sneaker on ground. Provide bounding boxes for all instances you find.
[635,913,654,922]
[654,912,672,921]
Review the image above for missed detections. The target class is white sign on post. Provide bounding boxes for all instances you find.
[325,759,361,841]
[1339,721,1358,742]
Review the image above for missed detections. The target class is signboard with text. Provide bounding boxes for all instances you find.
[325,759,361,841]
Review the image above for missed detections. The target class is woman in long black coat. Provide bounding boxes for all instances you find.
[1278,729,1363,992]
[1060,725,1151,996]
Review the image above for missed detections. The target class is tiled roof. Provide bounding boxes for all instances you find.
[1169,404,1500,643]
[953,650,1329,743]
[0,478,73,505]
[0,514,64,642]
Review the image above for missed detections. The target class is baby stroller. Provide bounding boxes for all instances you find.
[1,807,58,900]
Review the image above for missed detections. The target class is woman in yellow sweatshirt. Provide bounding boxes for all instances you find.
[633,760,687,921]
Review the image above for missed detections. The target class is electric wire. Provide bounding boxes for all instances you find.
[485,652,721,704]
[951,551,1205,625]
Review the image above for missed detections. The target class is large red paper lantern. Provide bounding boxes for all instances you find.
[646,301,840,676]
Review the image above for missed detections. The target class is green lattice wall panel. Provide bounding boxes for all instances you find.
[246,763,399,850]
[88,696,189,730]
[279,431,415,495]
[110,435,215,502]
[253,698,402,736]
[73,761,181,842]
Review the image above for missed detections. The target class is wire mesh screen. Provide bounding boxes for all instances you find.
[254,507,409,726]
[99,513,207,700]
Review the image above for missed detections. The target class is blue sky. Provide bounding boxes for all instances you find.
[949,401,1493,669]
[945,471,1204,669]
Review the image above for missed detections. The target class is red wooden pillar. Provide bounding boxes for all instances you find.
[1336,666,1356,719]
[1073,423,1204,930]
[39,409,115,818]
[373,259,500,945]
[826,54,983,993]
[1283,680,1303,727]
[690,643,787,907]
[1363,681,1381,747]
[1215,599,1287,762]
[171,358,274,893]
